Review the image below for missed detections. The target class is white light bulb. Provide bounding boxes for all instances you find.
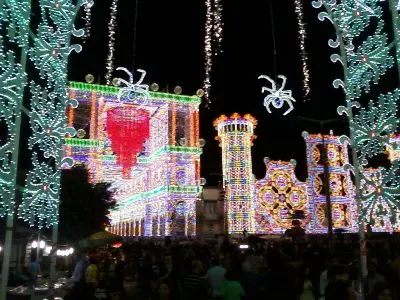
[39,240,45,249]
[31,241,38,249]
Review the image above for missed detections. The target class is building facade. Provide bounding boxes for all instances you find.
[64,82,202,237]
[196,186,225,237]
[215,113,358,234]
[213,114,257,234]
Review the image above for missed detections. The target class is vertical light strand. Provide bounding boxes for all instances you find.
[89,92,97,183]
[203,0,213,105]
[294,0,310,99]
[89,91,96,139]
[170,104,176,145]
[194,109,199,147]
[105,0,119,85]
[203,0,224,106]
[213,0,224,54]
[83,2,93,41]
[189,108,194,147]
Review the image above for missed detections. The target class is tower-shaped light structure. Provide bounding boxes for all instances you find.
[303,132,356,233]
[214,113,257,234]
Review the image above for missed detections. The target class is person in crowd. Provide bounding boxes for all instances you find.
[207,257,226,300]
[221,270,245,300]
[70,250,89,300]
[367,260,386,295]
[85,254,99,298]
[298,266,315,300]
[369,282,393,300]
[28,258,41,285]
[114,254,127,295]
[323,264,357,300]
[240,261,264,300]
[180,260,209,300]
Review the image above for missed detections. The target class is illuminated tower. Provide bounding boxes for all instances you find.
[303,132,356,233]
[214,113,257,234]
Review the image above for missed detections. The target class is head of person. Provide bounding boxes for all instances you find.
[370,282,392,300]
[192,260,204,275]
[368,260,378,276]
[325,281,355,300]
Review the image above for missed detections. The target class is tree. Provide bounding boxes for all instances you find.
[58,167,115,242]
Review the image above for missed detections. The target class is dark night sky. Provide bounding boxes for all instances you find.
[68,0,350,183]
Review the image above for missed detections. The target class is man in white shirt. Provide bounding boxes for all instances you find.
[206,258,226,300]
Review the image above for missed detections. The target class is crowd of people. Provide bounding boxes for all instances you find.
[66,231,400,300]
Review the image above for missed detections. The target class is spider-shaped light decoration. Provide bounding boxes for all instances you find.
[116,67,150,104]
[258,75,296,116]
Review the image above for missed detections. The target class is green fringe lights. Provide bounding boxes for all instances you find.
[312,0,400,284]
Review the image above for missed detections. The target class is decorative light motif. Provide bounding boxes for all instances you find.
[294,0,311,98]
[361,168,400,231]
[214,113,257,234]
[352,91,399,162]
[20,0,85,228]
[386,135,400,162]
[203,0,224,105]
[258,75,296,116]
[255,160,310,234]
[64,85,202,237]
[105,0,119,85]
[106,106,150,179]
[116,67,150,103]
[303,132,356,233]
[0,36,26,216]
[312,0,400,261]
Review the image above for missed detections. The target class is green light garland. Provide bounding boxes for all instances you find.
[0,0,30,217]
[69,81,201,105]
[19,0,85,228]
[312,0,400,228]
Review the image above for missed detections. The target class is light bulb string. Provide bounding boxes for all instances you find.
[105,0,119,85]
[203,0,224,107]
[294,0,311,100]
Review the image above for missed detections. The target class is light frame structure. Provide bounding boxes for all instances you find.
[65,82,202,237]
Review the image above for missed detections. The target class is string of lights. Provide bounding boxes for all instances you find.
[213,0,224,54]
[105,0,119,85]
[294,0,311,99]
[203,0,224,106]
[203,0,213,105]
[83,1,93,41]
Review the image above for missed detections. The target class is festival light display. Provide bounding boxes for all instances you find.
[303,132,356,233]
[386,135,400,162]
[214,113,257,234]
[312,0,400,278]
[19,0,85,229]
[258,75,296,116]
[203,0,224,104]
[215,116,360,234]
[0,5,28,217]
[361,168,400,232]
[105,0,119,85]
[255,159,310,234]
[106,106,150,179]
[64,81,202,237]
[294,0,311,98]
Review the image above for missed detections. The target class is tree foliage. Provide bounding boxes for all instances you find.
[58,166,115,242]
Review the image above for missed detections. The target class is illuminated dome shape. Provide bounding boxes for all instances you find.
[106,106,150,179]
